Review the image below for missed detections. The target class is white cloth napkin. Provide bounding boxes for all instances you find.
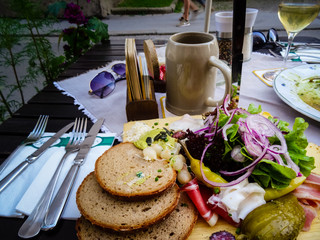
[0,132,115,219]
[54,61,166,141]
[0,143,58,218]
[54,61,127,137]
[54,52,320,145]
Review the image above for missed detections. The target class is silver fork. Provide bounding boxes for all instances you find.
[18,118,87,239]
[0,115,49,176]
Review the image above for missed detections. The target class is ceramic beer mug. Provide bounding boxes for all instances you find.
[165,32,232,115]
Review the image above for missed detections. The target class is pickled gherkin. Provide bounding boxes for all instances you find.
[239,194,305,240]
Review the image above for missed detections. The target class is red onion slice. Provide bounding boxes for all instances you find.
[222,124,234,141]
[245,115,288,153]
[223,94,230,116]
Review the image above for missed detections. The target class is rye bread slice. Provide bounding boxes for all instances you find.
[95,142,177,198]
[76,172,180,231]
[76,192,198,240]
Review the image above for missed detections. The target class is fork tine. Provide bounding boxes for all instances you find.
[75,118,86,144]
[38,115,49,137]
[34,115,48,138]
[75,118,83,144]
[67,118,79,146]
[76,118,87,144]
[34,115,46,134]
[68,118,85,146]
[28,115,49,138]
[28,115,43,137]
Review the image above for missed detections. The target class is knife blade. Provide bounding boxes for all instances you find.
[232,0,247,86]
[42,118,104,230]
[73,118,104,163]
[0,122,75,193]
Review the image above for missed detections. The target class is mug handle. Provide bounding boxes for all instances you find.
[205,56,232,106]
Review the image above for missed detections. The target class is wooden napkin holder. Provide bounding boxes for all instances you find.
[125,38,159,121]
[126,87,159,121]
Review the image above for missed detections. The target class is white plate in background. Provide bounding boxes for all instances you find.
[273,64,320,122]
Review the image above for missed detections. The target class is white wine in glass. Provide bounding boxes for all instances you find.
[278,0,320,63]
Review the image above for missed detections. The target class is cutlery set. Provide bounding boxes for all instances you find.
[42,118,104,232]
[0,121,74,193]
[0,115,49,176]
[0,116,104,238]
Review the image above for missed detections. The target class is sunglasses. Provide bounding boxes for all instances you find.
[89,63,126,98]
[252,28,279,51]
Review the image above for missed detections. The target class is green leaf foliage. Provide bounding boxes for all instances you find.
[47,1,67,17]
[252,160,297,189]
[87,17,109,43]
[247,104,262,114]
[284,117,315,176]
[0,0,110,123]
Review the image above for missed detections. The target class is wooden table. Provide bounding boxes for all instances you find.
[0,39,165,240]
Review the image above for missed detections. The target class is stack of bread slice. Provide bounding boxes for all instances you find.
[76,142,198,239]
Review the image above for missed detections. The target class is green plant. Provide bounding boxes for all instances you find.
[0,18,26,105]
[0,0,109,123]
[0,16,48,122]
[8,0,66,84]
[0,0,67,122]
[48,1,109,65]
[0,74,21,121]
[174,0,184,13]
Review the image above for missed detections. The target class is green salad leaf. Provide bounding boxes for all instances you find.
[247,104,262,114]
[284,117,315,176]
[252,160,297,189]
[224,106,314,189]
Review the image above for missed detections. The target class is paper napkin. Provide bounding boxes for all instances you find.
[0,132,115,219]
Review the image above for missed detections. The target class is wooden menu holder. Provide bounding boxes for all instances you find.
[125,38,159,122]
[143,39,166,93]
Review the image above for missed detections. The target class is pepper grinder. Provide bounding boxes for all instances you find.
[215,8,258,64]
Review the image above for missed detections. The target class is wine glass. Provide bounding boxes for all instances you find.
[278,0,320,63]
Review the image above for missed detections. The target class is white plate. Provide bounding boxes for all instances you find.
[273,64,320,122]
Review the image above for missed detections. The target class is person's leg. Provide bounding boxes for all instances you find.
[189,0,201,20]
[196,0,206,8]
[177,0,191,27]
[189,0,199,12]
[184,0,190,21]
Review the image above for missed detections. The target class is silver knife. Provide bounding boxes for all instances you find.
[0,122,74,193]
[42,118,104,231]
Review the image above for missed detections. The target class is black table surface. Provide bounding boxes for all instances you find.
[0,39,166,240]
